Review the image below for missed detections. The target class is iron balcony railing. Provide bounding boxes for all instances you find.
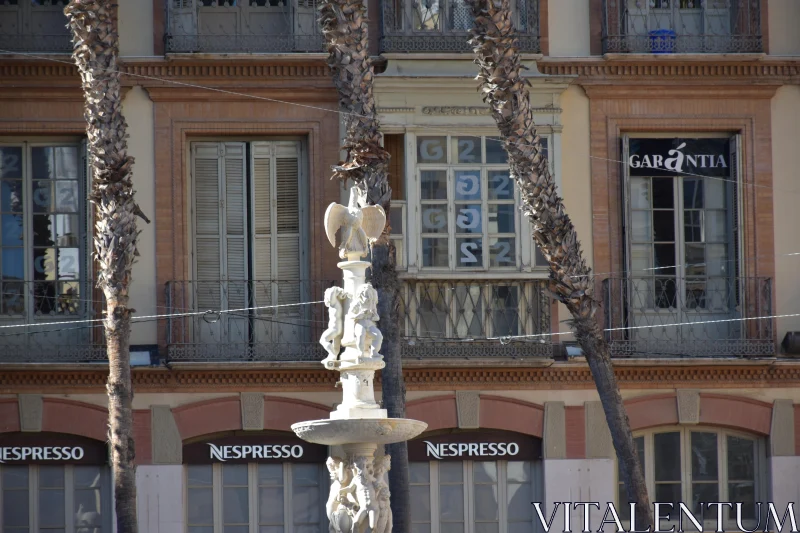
[0,0,72,53]
[0,281,106,363]
[165,278,553,361]
[602,275,774,357]
[381,0,540,52]
[166,0,324,53]
[601,0,762,54]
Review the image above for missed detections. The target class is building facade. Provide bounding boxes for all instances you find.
[1,0,800,531]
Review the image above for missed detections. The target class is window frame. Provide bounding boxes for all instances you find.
[0,464,112,533]
[0,140,90,323]
[615,425,767,530]
[184,462,329,533]
[409,459,544,533]
[401,131,553,276]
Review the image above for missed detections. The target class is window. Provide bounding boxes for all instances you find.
[0,143,87,322]
[0,465,111,533]
[190,141,307,346]
[414,135,548,271]
[410,460,541,533]
[186,463,327,533]
[385,134,407,269]
[616,428,765,529]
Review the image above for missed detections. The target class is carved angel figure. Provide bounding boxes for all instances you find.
[345,284,383,359]
[339,456,379,533]
[321,286,347,366]
[326,457,354,533]
[372,455,393,533]
[325,186,386,260]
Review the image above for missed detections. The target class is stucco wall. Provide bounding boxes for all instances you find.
[119,0,155,56]
[557,84,593,338]
[122,87,157,346]
[547,0,592,57]
[768,0,800,56]
[771,86,800,347]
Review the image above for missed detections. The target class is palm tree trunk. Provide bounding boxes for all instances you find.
[318,1,410,532]
[66,1,139,531]
[466,0,653,526]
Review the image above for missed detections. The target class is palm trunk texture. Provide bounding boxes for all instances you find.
[66,1,139,531]
[466,0,653,526]
[318,1,410,531]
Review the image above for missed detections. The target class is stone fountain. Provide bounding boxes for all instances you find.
[291,186,427,533]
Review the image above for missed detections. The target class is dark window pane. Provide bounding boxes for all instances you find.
[1,179,23,211]
[654,243,676,275]
[2,466,29,489]
[188,465,213,487]
[684,178,704,209]
[488,205,515,234]
[729,482,756,519]
[455,204,482,234]
[692,431,718,480]
[39,488,65,527]
[655,278,677,308]
[485,138,508,164]
[456,238,482,268]
[727,437,755,480]
[32,181,53,212]
[452,137,482,164]
[654,432,681,481]
[653,210,675,242]
[417,137,447,164]
[691,483,719,515]
[654,483,681,506]
[420,170,448,200]
[454,171,481,201]
[684,211,703,242]
[39,466,65,488]
[0,147,23,179]
[1,247,24,280]
[2,214,23,244]
[2,489,29,527]
[652,178,674,208]
[422,238,448,267]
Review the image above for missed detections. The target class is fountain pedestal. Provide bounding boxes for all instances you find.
[292,187,427,533]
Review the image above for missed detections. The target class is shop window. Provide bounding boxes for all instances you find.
[0,465,111,533]
[0,142,88,320]
[616,427,766,530]
[413,134,548,271]
[410,460,540,533]
[186,462,327,533]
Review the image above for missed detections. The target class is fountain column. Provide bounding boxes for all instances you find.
[292,187,427,533]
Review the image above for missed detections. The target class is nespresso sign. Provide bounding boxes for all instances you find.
[183,435,328,464]
[408,431,541,462]
[0,432,108,465]
[628,138,731,178]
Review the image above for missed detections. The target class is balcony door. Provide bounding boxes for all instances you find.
[622,136,742,354]
[191,141,307,356]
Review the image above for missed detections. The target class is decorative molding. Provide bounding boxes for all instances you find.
[543,401,566,460]
[538,59,800,82]
[151,405,182,465]
[676,390,700,425]
[455,391,480,429]
[770,399,795,457]
[584,401,613,459]
[422,106,490,116]
[377,107,414,113]
[240,392,265,431]
[582,84,780,99]
[3,362,800,392]
[18,394,42,432]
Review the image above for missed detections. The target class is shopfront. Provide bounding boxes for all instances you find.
[0,431,111,533]
[183,432,330,533]
[407,430,543,533]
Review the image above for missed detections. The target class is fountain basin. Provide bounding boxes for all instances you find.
[291,418,427,446]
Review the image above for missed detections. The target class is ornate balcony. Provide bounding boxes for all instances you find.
[601,0,762,54]
[0,281,105,363]
[0,0,72,53]
[165,279,553,361]
[602,276,774,357]
[380,0,540,53]
[166,0,324,54]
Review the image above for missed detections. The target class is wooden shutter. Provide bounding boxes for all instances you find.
[729,134,743,306]
[251,142,273,309]
[275,141,301,301]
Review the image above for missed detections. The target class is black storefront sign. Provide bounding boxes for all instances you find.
[183,434,328,464]
[0,432,108,465]
[628,138,731,178]
[408,431,542,462]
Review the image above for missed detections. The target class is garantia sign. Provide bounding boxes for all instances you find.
[628,138,732,178]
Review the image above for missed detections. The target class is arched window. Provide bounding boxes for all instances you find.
[616,426,767,529]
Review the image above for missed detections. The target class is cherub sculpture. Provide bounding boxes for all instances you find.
[320,286,347,366]
[345,284,383,359]
[326,457,354,533]
[339,456,379,533]
[324,186,386,261]
[372,455,393,533]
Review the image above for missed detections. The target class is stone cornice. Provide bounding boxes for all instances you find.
[2,360,800,393]
[537,57,800,84]
[581,84,781,99]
